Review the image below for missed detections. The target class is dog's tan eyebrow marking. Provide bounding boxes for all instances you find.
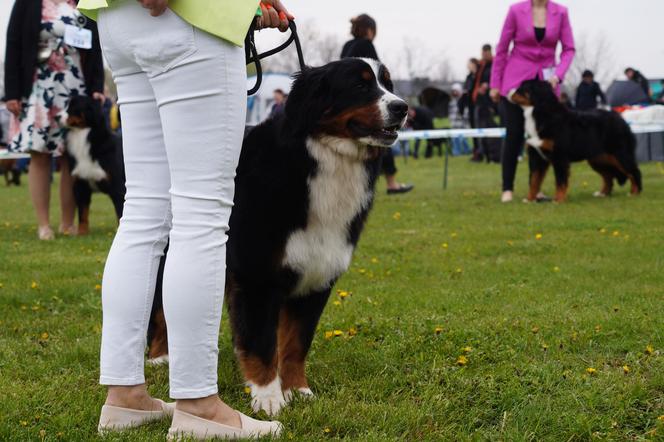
[361,70,373,81]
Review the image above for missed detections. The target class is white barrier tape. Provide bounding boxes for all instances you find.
[399,123,664,140]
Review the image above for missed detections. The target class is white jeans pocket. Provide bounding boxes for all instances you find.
[130,8,197,76]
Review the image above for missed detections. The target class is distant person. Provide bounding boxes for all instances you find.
[471,44,497,162]
[624,67,651,99]
[269,88,286,118]
[490,0,575,203]
[341,13,413,194]
[4,0,105,239]
[658,80,664,105]
[575,70,606,110]
[449,83,470,156]
[461,58,480,159]
[408,106,434,159]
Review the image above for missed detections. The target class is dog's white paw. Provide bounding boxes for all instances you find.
[146,355,169,366]
[283,387,315,403]
[593,191,607,198]
[250,378,286,416]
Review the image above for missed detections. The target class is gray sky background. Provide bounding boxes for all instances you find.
[2,0,663,82]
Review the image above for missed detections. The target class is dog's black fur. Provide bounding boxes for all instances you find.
[147,58,407,415]
[513,80,642,201]
[65,95,125,233]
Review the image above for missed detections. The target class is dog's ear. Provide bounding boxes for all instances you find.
[285,66,331,136]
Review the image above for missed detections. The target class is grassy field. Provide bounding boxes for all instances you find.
[1,156,664,441]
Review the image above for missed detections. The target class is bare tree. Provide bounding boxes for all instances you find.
[564,32,619,94]
[384,37,453,82]
[257,20,343,74]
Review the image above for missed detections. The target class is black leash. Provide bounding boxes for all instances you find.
[245,20,306,96]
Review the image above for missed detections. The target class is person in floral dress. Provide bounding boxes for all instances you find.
[4,0,104,239]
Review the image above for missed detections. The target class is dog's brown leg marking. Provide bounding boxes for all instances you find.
[554,183,568,203]
[238,353,278,386]
[277,308,308,392]
[78,206,90,235]
[147,309,168,360]
[541,139,555,152]
[528,169,545,201]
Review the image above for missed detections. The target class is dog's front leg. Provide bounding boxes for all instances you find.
[553,160,571,202]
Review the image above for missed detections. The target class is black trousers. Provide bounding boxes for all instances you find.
[499,98,548,191]
[381,148,397,175]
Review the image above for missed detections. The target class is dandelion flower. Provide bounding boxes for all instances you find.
[95,284,102,291]
[0,283,3,288]
[541,343,549,350]
[348,328,357,336]
[623,365,630,374]
[658,415,664,422]
[507,240,513,246]
[531,326,540,334]
[599,228,607,234]
[338,290,350,299]
[333,330,343,337]
[392,212,401,220]
[456,355,468,366]
[441,242,448,249]
[586,367,597,375]
[333,300,341,306]
[31,281,38,289]
[323,427,331,433]
[594,325,602,332]
[324,331,334,339]
[358,268,366,274]
[244,386,251,394]
[645,345,654,355]
[40,332,49,340]
[462,346,473,353]
[434,327,443,335]
[20,420,28,427]
[455,268,462,274]
[371,257,378,263]
[553,266,560,272]
[535,233,543,240]
[450,232,458,238]
[612,230,620,237]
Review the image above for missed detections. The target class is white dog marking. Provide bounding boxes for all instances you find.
[66,128,108,181]
[283,387,315,404]
[283,136,371,296]
[251,377,286,416]
[522,106,544,148]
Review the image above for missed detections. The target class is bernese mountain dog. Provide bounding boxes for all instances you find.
[146,58,408,416]
[65,95,125,234]
[512,80,642,202]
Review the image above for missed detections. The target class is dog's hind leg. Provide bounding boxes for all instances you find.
[278,289,331,403]
[73,180,92,235]
[588,158,614,197]
[552,160,570,203]
[227,274,284,416]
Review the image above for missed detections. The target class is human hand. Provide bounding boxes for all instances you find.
[257,0,294,32]
[6,100,21,117]
[490,88,501,103]
[548,75,560,89]
[137,0,168,17]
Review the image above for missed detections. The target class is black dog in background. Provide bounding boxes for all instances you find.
[65,95,125,234]
[512,80,642,202]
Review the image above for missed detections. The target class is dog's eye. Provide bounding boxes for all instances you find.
[355,81,370,91]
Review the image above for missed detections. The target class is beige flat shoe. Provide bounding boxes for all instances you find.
[167,409,283,441]
[98,399,174,433]
[38,226,55,241]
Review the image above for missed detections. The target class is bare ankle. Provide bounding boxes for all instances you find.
[176,395,241,427]
[106,384,156,410]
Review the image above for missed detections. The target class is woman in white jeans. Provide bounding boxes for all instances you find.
[82,0,293,439]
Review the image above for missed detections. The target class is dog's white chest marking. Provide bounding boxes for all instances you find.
[284,137,371,296]
[66,128,108,182]
[522,106,544,148]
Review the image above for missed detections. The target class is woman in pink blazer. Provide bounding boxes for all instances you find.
[490,0,575,202]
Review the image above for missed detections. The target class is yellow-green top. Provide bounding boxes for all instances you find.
[77,0,260,47]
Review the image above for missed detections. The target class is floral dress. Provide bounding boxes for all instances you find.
[9,0,87,156]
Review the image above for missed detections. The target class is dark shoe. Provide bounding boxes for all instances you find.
[387,184,414,195]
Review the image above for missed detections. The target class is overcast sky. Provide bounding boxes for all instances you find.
[2,0,663,82]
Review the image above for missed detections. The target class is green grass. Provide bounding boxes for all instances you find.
[1,157,664,441]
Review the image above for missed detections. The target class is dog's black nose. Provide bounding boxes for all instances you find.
[388,100,408,119]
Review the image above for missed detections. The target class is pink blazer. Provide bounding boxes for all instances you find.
[491,1,575,97]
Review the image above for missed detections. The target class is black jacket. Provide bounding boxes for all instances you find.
[4,0,104,101]
[630,70,650,98]
[575,81,606,111]
[340,38,379,61]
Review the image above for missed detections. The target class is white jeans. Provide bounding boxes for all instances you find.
[97,1,246,399]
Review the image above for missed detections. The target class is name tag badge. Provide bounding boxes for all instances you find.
[542,67,556,81]
[64,25,92,49]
